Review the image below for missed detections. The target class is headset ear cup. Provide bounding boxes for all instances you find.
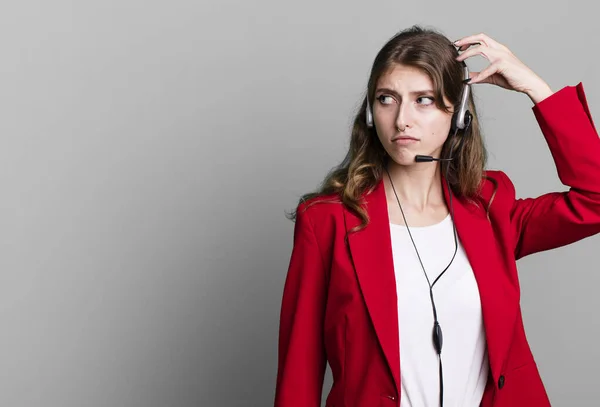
[451,108,472,132]
[366,98,373,128]
[464,111,472,131]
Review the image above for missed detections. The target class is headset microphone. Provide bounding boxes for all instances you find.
[415,155,453,162]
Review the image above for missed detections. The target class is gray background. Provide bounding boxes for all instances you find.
[2,0,599,406]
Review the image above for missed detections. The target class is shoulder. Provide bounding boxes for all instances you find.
[484,169,516,194]
[293,192,348,243]
[296,192,345,225]
[482,169,517,212]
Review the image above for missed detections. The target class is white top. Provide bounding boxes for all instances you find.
[389,214,489,407]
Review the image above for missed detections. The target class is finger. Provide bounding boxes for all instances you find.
[464,71,487,84]
[454,34,489,49]
[465,71,479,82]
[454,33,503,50]
[457,42,480,52]
[455,43,495,62]
[469,64,498,84]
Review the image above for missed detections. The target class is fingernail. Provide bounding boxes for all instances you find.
[463,78,472,83]
[453,39,460,44]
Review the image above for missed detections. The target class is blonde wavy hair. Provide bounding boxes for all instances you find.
[286,25,496,233]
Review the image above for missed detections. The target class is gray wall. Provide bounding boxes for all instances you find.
[2,0,599,406]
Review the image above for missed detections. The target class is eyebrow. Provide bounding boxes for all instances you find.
[375,88,435,96]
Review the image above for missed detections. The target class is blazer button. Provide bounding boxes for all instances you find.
[498,375,505,389]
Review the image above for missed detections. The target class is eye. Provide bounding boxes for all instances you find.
[376,95,394,105]
[417,96,435,106]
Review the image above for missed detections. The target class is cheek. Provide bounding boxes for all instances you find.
[429,124,449,140]
[373,109,394,130]
[422,123,451,149]
[428,117,452,138]
[429,132,448,147]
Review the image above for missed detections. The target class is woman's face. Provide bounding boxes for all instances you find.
[373,63,454,166]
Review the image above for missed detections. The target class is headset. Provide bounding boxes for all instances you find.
[366,61,474,407]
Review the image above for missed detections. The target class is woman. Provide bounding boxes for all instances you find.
[274,25,600,407]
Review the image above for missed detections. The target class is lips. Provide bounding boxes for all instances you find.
[392,136,419,142]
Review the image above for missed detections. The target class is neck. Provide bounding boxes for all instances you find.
[384,159,445,212]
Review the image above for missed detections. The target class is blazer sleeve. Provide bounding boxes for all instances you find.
[498,82,600,260]
[274,202,327,407]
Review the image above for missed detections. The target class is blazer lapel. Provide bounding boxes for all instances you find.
[344,177,401,395]
[344,174,519,397]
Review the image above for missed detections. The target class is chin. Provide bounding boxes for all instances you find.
[387,151,418,167]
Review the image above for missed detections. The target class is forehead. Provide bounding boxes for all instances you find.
[376,64,432,89]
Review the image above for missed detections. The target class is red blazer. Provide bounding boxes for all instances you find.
[274,82,600,407]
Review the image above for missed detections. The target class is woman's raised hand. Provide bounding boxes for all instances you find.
[454,33,553,104]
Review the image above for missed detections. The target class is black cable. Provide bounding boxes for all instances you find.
[384,126,460,407]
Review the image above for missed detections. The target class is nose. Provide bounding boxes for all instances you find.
[395,101,413,130]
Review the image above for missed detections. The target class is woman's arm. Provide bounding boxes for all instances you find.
[454,33,600,259]
[498,82,600,259]
[274,203,327,407]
